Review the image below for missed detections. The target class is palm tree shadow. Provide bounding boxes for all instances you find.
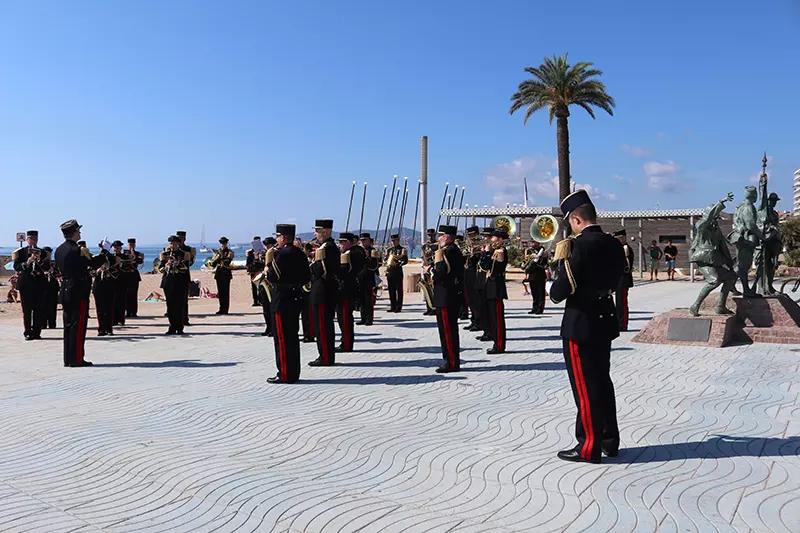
[612,435,800,464]
[299,374,466,385]
[93,359,239,368]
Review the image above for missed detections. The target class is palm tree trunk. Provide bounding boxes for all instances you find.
[556,113,571,202]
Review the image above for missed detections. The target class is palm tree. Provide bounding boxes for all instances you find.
[510,54,615,202]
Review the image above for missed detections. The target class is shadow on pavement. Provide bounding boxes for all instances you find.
[299,374,467,385]
[613,435,800,464]
[93,359,239,368]
[464,361,566,372]
[344,358,491,368]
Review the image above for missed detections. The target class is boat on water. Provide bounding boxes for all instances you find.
[199,225,212,253]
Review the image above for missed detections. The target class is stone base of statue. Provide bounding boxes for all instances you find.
[632,294,800,347]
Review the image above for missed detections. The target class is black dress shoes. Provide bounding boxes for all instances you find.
[302,337,316,343]
[98,331,108,337]
[557,448,600,464]
[165,330,175,335]
[261,330,272,337]
[336,345,352,353]
[435,364,460,373]
[476,334,491,342]
[601,445,619,457]
[267,376,296,384]
[68,361,93,367]
[486,348,504,355]
[308,358,334,367]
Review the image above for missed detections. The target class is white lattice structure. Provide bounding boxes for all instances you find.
[440,206,707,218]
[794,169,800,215]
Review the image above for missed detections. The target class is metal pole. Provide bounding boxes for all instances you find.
[382,176,398,245]
[411,180,421,249]
[375,185,388,241]
[388,187,401,242]
[398,186,410,239]
[435,182,449,231]
[358,182,368,235]
[638,218,643,279]
[689,215,695,282]
[453,186,465,228]
[445,194,453,224]
[420,136,428,244]
[345,181,356,232]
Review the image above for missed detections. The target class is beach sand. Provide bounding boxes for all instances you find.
[0,265,532,329]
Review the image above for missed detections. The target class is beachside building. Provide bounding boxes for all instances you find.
[439,205,735,281]
[794,169,800,215]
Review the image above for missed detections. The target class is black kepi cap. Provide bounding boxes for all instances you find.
[168,235,179,243]
[491,229,508,239]
[612,229,627,237]
[60,219,82,234]
[275,224,296,240]
[456,235,464,241]
[264,237,277,245]
[560,189,594,218]
[466,225,479,234]
[176,231,187,237]
[219,236,229,244]
[314,219,334,229]
[359,232,371,240]
[338,232,355,241]
[438,225,457,236]
[390,234,400,239]
[111,240,123,247]
[482,227,493,236]
[26,230,38,237]
[426,228,436,235]
[128,238,136,244]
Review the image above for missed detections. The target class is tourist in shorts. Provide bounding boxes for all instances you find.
[648,240,663,280]
[663,240,678,280]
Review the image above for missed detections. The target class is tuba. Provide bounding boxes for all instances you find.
[491,215,517,237]
[530,215,559,245]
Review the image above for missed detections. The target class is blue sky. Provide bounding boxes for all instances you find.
[2,0,799,246]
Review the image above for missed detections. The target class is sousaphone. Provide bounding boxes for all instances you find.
[491,215,517,237]
[530,214,559,247]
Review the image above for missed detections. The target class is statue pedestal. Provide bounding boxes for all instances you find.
[632,294,800,347]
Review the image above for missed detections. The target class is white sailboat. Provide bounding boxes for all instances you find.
[199,225,212,253]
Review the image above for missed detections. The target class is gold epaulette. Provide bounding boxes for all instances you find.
[492,248,505,262]
[11,248,22,260]
[401,248,408,256]
[553,239,572,261]
[315,246,326,261]
[341,251,350,265]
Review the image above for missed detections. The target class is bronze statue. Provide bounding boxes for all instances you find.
[728,186,761,296]
[754,154,781,295]
[689,193,737,316]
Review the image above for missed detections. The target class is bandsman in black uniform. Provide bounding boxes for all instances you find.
[613,229,635,332]
[550,190,626,464]
[463,226,482,332]
[56,220,105,366]
[385,234,408,312]
[420,229,438,316]
[92,242,118,336]
[42,246,60,330]
[246,237,264,307]
[455,234,469,320]
[176,231,195,326]
[111,241,127,326]
[159,235,190,335]
[525,241,549,315]
[257,237,277,336]
[482,229,508,354]
[336,232,363,352]
[122,238,144,318]
[300,242,316,342]
[357,233,379,326]
[12,230,49,340]
[266,224,310,384]
[432,225,464,373]
[209,237,235,315]
[308,219,340,366]
[475,227,493,340]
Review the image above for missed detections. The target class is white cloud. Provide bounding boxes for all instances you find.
[621,144,651,157]
[484,155,617,205]
[643,160,687,193]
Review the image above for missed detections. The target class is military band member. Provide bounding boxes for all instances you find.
[123,238,144,318]
[463,226,482,332]
[111,240,126,326]
[210,237,234,315]
[385,234,408,312]
[257,237,277,336]
[613,229,635,332]
[420,229,438,316]
[525,241,549,315]
[308,219,340,366]
[483,229,508,354]
[92,242,118,336]
[550,190,625,464]
[42,246,60,329]
[357,233,379,326]
[475,227,493,340]
[455,234,469,320]
[337,233,363,352]
[176,231,195,326]
[432,225,464,373]
[13,230,48,340]
[160,236,190,335]
[246,236,264,307]
[301,242,316,342]
[266,224,311,384]
[56,220,104,366]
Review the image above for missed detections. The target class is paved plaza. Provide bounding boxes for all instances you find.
[0,282,797,533]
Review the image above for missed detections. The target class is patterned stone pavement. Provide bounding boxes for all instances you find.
[0,281,797,533]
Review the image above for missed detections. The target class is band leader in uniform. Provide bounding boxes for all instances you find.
[550,190,626,464]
